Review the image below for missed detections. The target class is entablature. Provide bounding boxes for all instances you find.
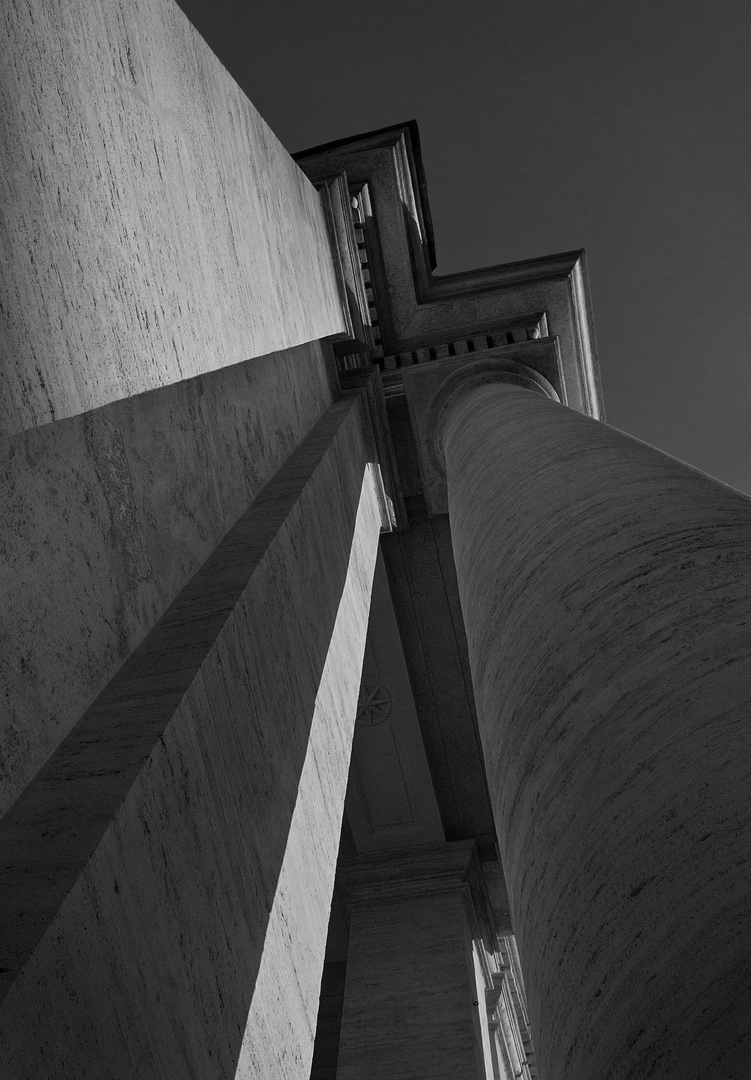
[296,121,603,423]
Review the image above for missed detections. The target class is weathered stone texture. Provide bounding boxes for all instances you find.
[338,875,482,1079]
[0,395,382,1079]
[234,470,381,1078]
[445,384,751,1080]
[0,0,346,435]
[0,341,333,819]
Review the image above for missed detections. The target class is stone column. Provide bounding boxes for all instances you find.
[337,843,497,1080]
[0,395,384,1080]
[440,380,751,1080]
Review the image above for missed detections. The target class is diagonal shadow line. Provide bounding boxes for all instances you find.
[0,393,366,1038]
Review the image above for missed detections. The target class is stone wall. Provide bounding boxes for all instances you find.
[0,395,381,1079]
[0,342,335,818]
[0,0,346,435]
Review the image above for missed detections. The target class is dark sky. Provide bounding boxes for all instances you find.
[177,0,751,494]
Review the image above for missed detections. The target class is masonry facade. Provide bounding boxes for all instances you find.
[2,3,751,1079]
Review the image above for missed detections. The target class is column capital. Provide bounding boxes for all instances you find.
[401,344,559,514]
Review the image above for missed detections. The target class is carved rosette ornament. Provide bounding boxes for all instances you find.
[356,678,392,727]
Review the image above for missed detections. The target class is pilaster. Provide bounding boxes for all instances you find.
[0,396,383,1079]
[336,842,508,1080]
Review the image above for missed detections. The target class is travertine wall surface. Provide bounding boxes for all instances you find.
[0,0,346,435]
[445,385,751,1080]
[234,466,382,1078]
[338,891,481,1080]
[0,342,333,819]
[0,396,381,1079]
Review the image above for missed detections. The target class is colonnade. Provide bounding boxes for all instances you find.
[2,0,748,1061]
[3,365,750,1079]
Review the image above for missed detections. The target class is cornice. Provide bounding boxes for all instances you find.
[312,173,374,355]
[337,840,500,944]
[424,248,587,299]
[295,122,603,422]
[293,121,438,270]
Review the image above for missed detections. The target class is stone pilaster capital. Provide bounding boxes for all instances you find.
[337,841,504,940]
[338,840,480,907]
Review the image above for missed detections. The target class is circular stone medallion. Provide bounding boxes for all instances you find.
[356,678,392,726]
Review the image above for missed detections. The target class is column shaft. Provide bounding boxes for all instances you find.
[444,384,751,1080]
